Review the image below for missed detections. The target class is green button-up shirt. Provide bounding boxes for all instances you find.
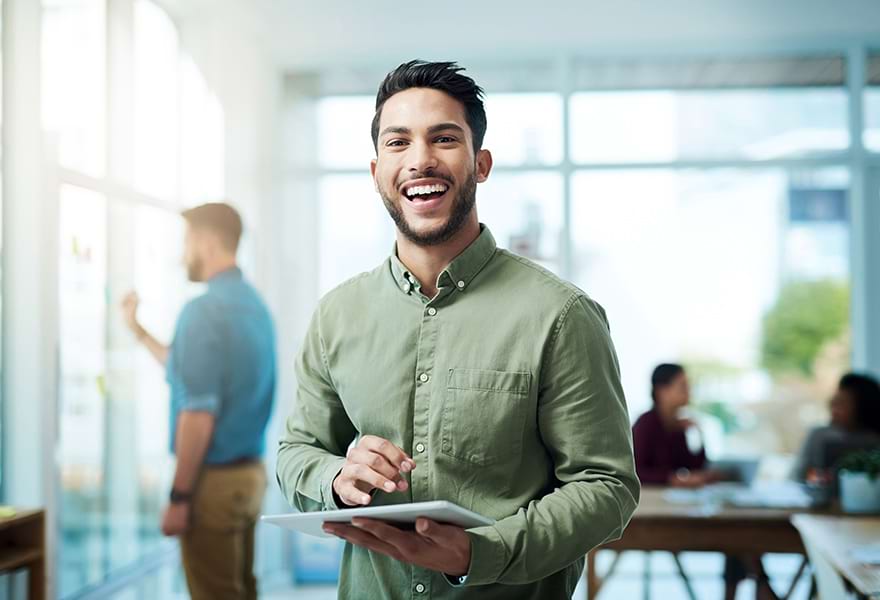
[277,226,639,599]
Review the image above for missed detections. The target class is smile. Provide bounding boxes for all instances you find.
[401,180,450,203]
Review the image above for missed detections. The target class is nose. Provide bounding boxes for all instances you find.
[407,139,438,174]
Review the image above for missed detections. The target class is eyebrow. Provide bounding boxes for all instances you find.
[379,122,466,139]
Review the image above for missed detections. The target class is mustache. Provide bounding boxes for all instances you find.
[397,171,454,190]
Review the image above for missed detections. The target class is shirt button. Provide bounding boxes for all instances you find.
[457,280,465,289]
[415,443,426,453]
[402,283,411,293]
[418,373,429,383]
[427,307,437,316]
[415,583,426,593]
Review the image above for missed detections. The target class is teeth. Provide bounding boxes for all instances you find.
[406,183,448,198]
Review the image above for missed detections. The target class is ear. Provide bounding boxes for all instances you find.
[370,158,380,192]
[474,149,493,184]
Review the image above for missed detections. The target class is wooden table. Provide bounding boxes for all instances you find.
[586,488,820,600]
[0,509,45,600]
[791,514,880,600]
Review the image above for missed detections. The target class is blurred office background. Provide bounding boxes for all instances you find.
[2,0,880,598]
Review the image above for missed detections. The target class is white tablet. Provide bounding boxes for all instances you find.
[261,500,495,538]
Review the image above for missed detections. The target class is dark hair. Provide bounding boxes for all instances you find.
[839,372,880,434]
[371,60,487,154]
[651,363,685,404]
[181,202,243,252]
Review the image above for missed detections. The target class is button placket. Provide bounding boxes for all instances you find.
[411,288,438,508]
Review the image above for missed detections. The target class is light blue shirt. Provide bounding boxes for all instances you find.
[167,267,276,464]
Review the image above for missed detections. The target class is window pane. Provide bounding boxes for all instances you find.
[180,56,225,205]
[134,0,180,200]
[317,96,375,169]
[127,204,185,564]
[42,0,106,176]
[482,94,563,166]
[60,192,189,596]
[58,185,108,596]
[318,174,394,294]
[571,168,850,458]
[865,88,880,152]
[570,89,849,163]
[478,172,564,274]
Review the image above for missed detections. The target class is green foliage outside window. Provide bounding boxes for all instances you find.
[761,279,849,377]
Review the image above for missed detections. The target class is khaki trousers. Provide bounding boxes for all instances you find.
[180,462,266,600]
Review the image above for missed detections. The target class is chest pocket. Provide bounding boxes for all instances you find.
[442,368,531,466]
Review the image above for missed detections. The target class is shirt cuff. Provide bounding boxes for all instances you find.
[459,525,509,586]
[179,393,220,414]
[320,457,348,511]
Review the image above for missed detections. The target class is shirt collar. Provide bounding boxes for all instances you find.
[207,266,243,289]
[390,225,497,295]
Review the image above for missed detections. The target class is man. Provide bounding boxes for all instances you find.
[121,202,276,600]
[277,61,639,599]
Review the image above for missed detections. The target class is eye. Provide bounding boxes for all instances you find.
[435,135,457,144]
[385,139,407,147]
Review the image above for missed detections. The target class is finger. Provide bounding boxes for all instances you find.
[323,523,404,560]
[350,518,419,555]
[347,447,405,482]
[359,436,415,472]
[337,479,373,506]
[346,463,401,495]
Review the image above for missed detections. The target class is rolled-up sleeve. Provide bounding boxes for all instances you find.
[463,294,640,586]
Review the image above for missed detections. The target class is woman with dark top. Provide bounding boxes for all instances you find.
[633,364,775,600]
[632,363,717,487]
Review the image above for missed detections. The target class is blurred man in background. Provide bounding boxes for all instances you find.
[121,202,276,600]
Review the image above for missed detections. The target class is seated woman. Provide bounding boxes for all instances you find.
[633,364,772,600]
[792,372,880,482]
[632,363,719,487]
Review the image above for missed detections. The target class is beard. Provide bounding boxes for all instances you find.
[379,170,477,247]
[186,256,203,282]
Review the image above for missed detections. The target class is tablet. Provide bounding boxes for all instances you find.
[261,500,495,538]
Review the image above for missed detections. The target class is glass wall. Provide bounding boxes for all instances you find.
[569,89,848,162]
[42,0,225,596]
[42,0,106,177]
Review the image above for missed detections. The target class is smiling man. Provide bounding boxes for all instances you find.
[276,60,639,599]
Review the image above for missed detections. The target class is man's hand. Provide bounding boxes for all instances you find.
[333,435,415,506]
[160,503,191,537]
[120,291,144,337]
[323,517,471,577]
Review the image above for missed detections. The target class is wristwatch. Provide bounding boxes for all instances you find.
[169,488,193,504]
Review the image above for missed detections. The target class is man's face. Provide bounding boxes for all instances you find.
[183,225,204,282]
[371,88,492,246]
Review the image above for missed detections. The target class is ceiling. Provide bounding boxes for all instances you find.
[165,0,880,73]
